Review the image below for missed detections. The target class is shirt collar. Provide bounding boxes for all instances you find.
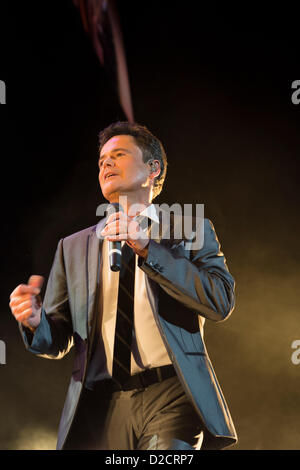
[137,203,159,224]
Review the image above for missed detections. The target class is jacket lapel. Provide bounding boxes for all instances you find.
[155,206,186,248]
[86,218,106,338]
[147,206,206,337]
[144,207,177,321]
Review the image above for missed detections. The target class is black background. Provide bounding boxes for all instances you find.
[0,1,300,450]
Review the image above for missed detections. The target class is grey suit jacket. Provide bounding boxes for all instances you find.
[20,208,237,450]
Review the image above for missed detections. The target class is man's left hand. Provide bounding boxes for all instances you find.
[100,211,149,258]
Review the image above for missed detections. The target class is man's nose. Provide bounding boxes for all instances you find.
[102,156,115,169]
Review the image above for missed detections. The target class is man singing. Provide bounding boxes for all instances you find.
[9,121,237,450]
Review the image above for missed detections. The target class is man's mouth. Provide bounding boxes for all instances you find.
[105,173,118,180]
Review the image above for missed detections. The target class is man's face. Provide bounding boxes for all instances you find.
[98,134,151,202]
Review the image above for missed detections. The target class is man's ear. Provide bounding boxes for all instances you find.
[148,159,161,178]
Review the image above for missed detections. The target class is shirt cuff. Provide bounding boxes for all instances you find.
[19,309,52,354]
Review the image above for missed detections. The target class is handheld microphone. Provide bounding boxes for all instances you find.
[105,202,123,272]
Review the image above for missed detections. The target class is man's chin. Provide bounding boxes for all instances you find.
[101,190,122,203]
[100,183,121,200]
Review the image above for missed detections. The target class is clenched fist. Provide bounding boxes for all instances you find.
[9,275,44,332]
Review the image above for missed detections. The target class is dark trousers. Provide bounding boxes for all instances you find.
[64,375,204,450]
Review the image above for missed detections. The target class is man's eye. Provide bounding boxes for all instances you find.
[98,152,125,168]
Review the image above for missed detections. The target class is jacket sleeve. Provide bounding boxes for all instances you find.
[138,218,235,322]
[19,238,74,359]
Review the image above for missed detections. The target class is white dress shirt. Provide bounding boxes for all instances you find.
[87,203,172,384]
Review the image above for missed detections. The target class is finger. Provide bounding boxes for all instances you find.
[102,220,129,235]
[15,308,33,322]
[106,234,129,241]
[9,294,31,308]
[127,219,140,233]
[106,211,125,224]
[11,299,33,316]
[28,275,44,292]
[10,284,40,299]
[104,220,141,240]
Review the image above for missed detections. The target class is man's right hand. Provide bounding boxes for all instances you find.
[9,275,44,332]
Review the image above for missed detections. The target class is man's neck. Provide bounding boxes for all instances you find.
[108,195,152,217]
